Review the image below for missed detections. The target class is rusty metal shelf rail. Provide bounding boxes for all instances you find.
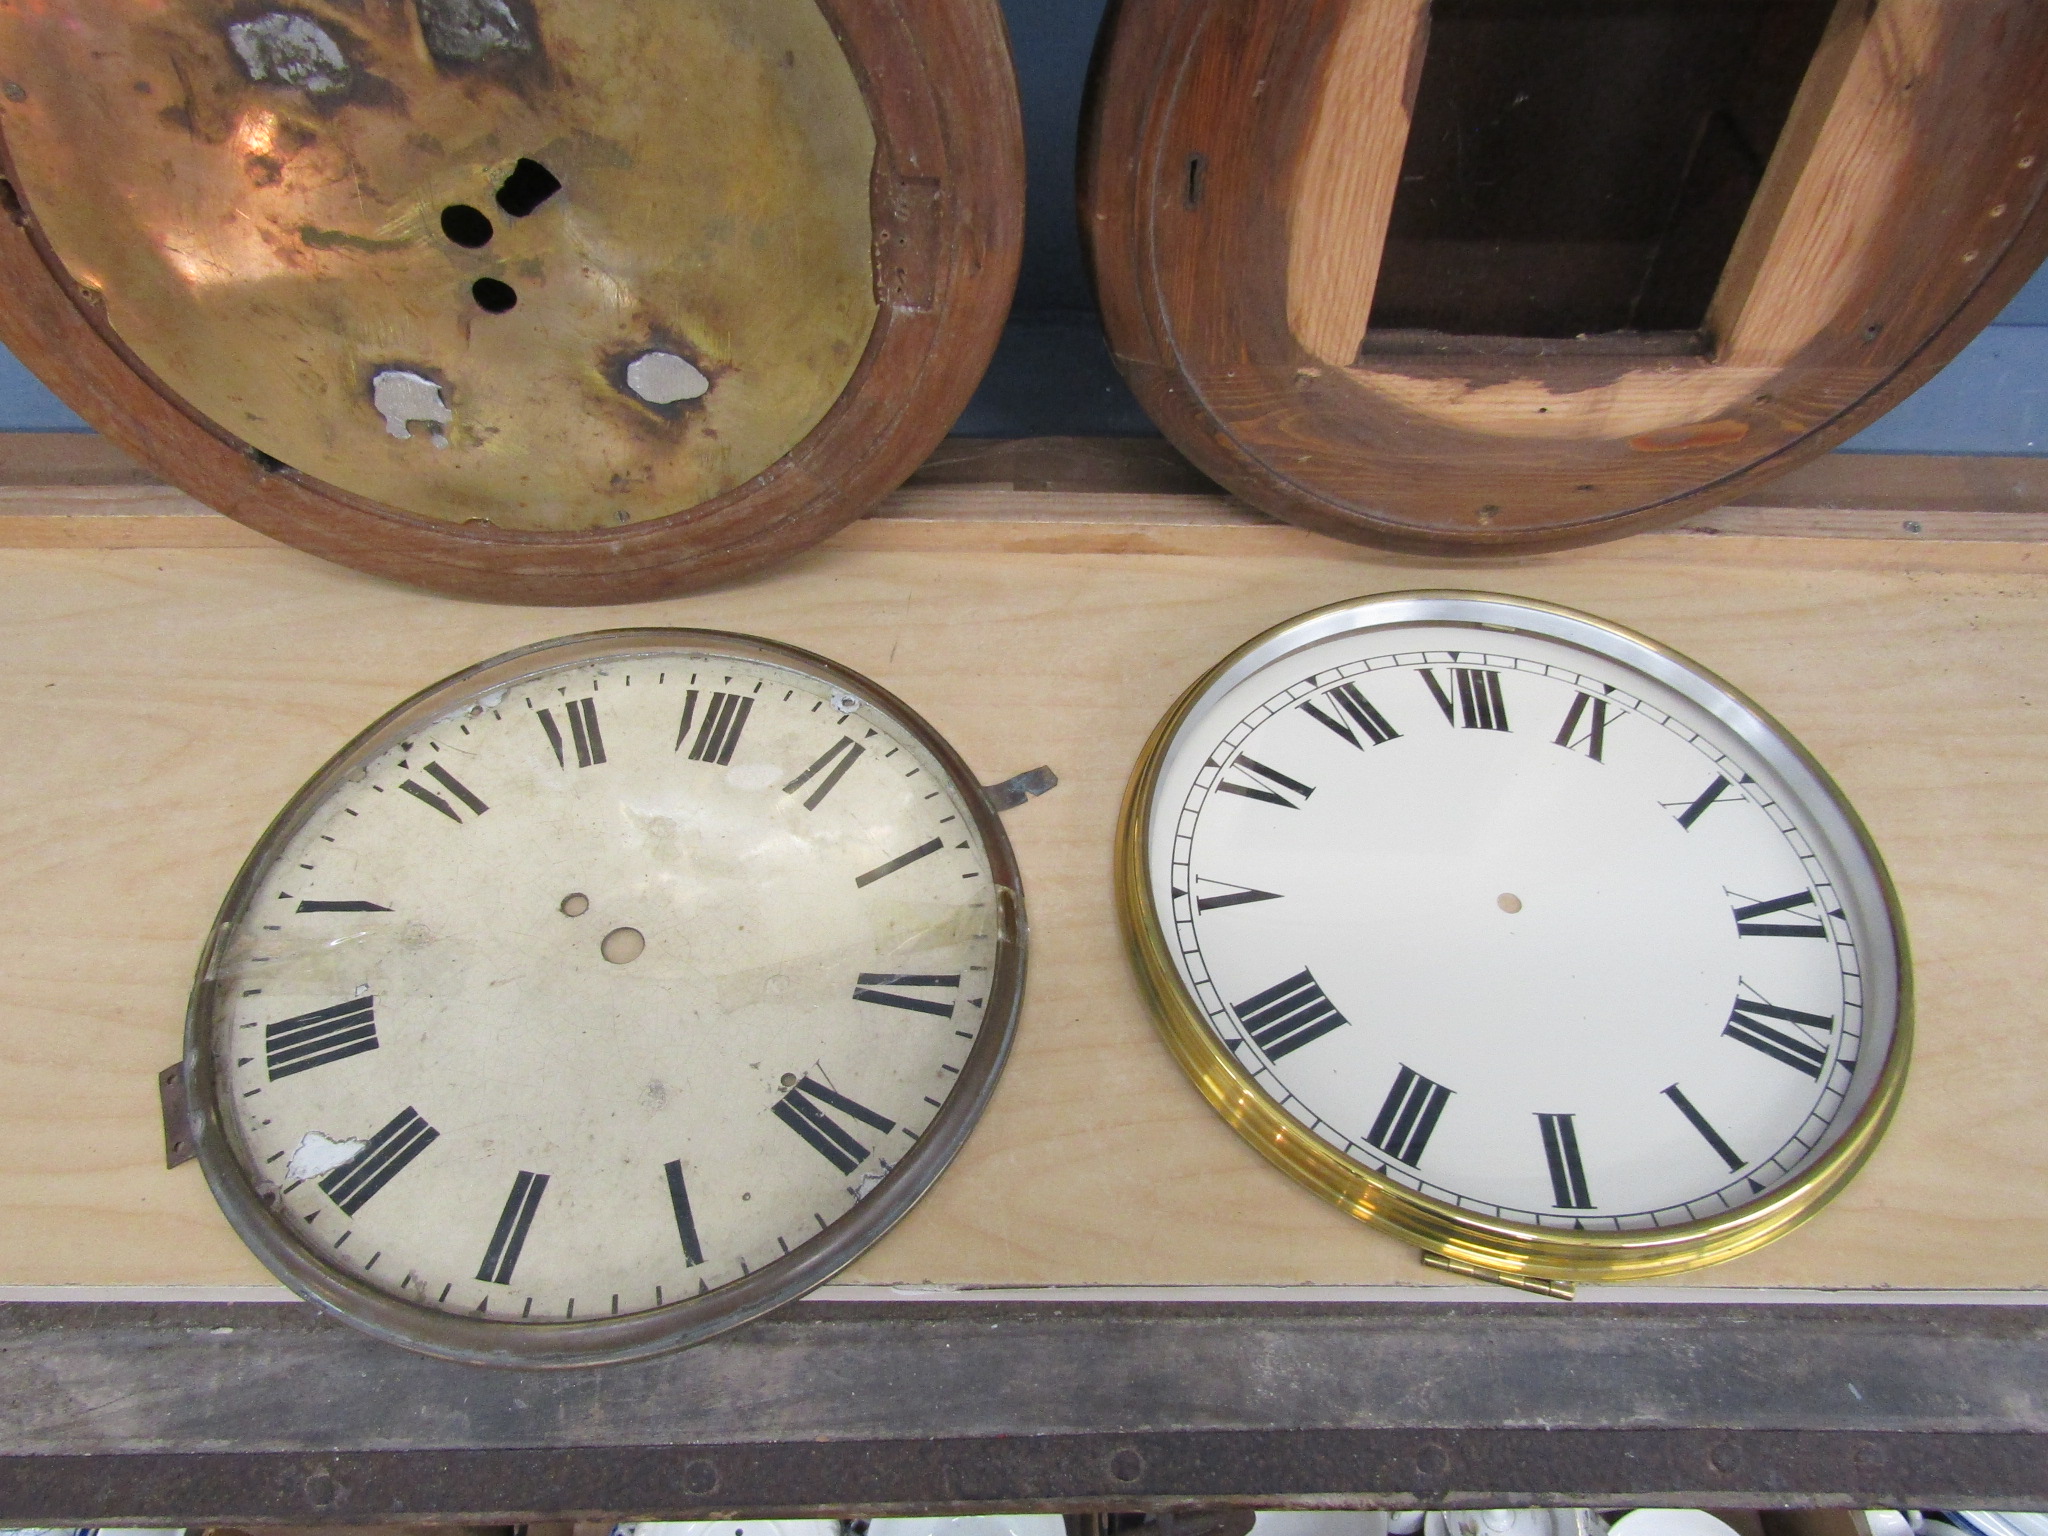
[2,1299,2045,1521]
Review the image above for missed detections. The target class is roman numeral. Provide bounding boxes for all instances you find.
[772,1076,896,1174]
[1234,968,1350,1059]
[784,737,865,809]
[294,899,390,914]
[1663,1084,1744,1172]
[319,1106,438,1215]
[855,836,943,888]
[1731,890,1826,938]
[537,697,605,768]
[1538,1112,1593,1209]
[265,996,377,1079]
[1553,692,1610,761]
[1365,1066,1452,1166]
[664,1159,705,1267]
[853,973,961,1018]
[1215,755,1314,809]
[1422,667,1509,731]
[1300,682,1399,748]
[400,761,488,823]
[1195,878,1283,912]
[1672,774,1741,829]
[1724,992,1834,1078]
[677,690,754,766]
[477,1170,549,1284]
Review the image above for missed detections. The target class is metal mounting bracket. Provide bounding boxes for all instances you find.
[983,765,1059,812]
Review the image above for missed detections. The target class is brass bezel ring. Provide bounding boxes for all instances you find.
[1115,590,1911,1284]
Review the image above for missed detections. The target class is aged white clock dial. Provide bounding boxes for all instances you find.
[1120,592,1908,1285]
[187,630,1024,1364]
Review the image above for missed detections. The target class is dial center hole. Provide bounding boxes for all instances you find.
[602,926,645,965]
[439,203,493,247]
[1497,893,1523,914]
[496,157,562,218]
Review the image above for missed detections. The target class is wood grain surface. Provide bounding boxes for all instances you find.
[0,0,1023,603]
[1283,0,1429,367]
[1,519,2045,1292]
[1083,0,2048,552]
[8,440,2048,548]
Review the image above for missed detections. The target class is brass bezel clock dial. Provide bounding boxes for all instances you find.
[1118,592,1910,1287]
[186,630,1024,1365]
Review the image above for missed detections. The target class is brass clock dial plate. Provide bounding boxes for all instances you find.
[0,1,877,535]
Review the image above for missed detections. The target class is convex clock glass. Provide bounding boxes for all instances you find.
[1120,592,1908,1287]
[187,630,1024,1364]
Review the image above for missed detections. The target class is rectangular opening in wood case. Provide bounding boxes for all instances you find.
[1365,0,1840,347]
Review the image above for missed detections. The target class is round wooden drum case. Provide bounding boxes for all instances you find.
[1118,593,1910,1290]
[1085,0,2048,553]
[0,2,1022,602]
[184,631,1025,1364]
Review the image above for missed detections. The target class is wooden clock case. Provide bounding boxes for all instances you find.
[1083,0,2048,555]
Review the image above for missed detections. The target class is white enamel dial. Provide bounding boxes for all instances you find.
[193,632,1020,1358]
[1141,596,1903,1238]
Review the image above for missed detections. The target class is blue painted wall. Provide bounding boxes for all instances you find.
[4,0,2044,451]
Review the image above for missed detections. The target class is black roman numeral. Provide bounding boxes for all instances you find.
[1195,878,1283,912]
[537,697,605,768]
[772,1076,897,1175]
[1215,755,1314,809]
[1554,692,1610,761]
[401,761,489,823]
[1663,1084,1744,1172]
[1538,1112,1593,1209]
[478,1170,549,1284]
[295,899,391,913]
[1422,667,1509,731]
[1672,774,1743,829]
[1725,992,1834,1078]
[677,690,754,766]
[320,1106,438,1215]
[1731,890,1827,938]
[1234,969,1350,1059]
[853,973,961,1018]
[1366,1066,1452,1166]
[784,736,865,809]
[1300,682,1399,748]
[265,996,377,1079]
[664,1159,705,1267]
[855,836,943,888]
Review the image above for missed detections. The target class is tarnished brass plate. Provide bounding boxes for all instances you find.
[0,0,878,533]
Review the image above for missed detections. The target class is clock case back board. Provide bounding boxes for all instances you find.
[1082,0,2048,554]
[184,630,1028,1367]
[1116,592,1911,1286]
[0,1,1023,605]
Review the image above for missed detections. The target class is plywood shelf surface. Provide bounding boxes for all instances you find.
[1,476,2045,1295]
